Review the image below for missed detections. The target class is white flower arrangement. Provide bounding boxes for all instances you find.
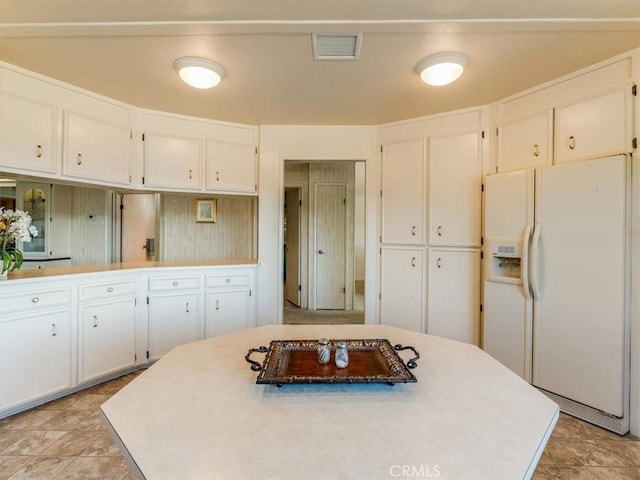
[0,207,38,275]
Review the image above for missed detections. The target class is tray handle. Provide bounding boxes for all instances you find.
[393,344,420,369]
[245,346,268,371]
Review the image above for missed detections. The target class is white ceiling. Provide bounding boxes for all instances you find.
[1,1,639,125]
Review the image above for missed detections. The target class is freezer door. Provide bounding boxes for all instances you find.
[532,155,628,417]
[483,169,534,380]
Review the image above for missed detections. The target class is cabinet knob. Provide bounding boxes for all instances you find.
[107,287,114,293]
[77,153,83,165]
[226,278,231,283]
[36,145,42,158]
[173,281,179,286]
[533,144,539,157]
[32,297,40,303]
[568,136,576,150]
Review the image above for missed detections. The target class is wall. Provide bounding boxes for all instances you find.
[69,186,114,265]
[258,126,379,325]
[159,194,256,261]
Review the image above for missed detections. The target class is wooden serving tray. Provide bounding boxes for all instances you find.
[245,339,419,386]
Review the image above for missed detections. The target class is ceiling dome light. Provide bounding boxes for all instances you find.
[173,57,225,89]
[415,53,468,86]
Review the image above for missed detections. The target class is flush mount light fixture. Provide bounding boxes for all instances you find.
[415,53,469,86]
[173,57,225,89]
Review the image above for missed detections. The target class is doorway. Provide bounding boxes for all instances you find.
[283,161,365,324]
[121,194,157,262]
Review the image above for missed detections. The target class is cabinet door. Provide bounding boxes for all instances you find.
[205,290,250,338]
[428,131,481,247]
[143,133,202,190]
[0,309,72,410]
[427,248,480,345]
[380,247,424,333]
[555,85,633,163]
[63,111,131,185]
[381,139,425,244]
[206,140,257,194]
[78,298,136,383]
[0,92,57,174]
[148,292,199,360]
[497,110,552,172]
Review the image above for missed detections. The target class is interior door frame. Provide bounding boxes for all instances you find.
[313,182,348,310]
[284,186,302,307]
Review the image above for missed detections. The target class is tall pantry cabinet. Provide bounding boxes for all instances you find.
[379,111,483,344]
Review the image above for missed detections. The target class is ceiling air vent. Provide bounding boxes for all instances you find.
[312,34,362,60]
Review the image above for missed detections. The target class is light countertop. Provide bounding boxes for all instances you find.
[101,324,559,480]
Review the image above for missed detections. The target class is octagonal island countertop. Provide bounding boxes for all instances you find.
[100,324,559,480]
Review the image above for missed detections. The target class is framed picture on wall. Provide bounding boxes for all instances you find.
[195,199,217,223]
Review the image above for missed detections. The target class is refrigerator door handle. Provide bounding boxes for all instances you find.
[521,223,532,299]
[530,223,542,300]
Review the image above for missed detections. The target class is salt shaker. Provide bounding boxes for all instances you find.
[335,341,349,368]
[317,338,330,364]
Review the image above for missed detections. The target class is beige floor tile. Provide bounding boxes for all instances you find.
[539,438,584,466]
[0,456,30,480]
[541,466,599,480]
[54,456,129,480]
[65,394,112,412]
[38,411,95,432]
[0,431,66,456]
[5,456,75,480]
[0,410,58,432]
[588,467,640,480]
[83,432,121,457]
[40,430,102,457]
[563,440,629,467]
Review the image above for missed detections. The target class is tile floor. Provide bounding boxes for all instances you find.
[0,369,638,479]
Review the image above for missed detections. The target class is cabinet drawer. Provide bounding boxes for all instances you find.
[205,274,250,288]
[148,276,200,292]
[0,287,72,315]
[79,280,136,302]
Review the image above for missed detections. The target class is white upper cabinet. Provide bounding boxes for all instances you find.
[143,132,202,190]
[0,92,58,174]
[497,110,553,173]
[206,140,257,194]
[428,131,482,247]
[63,112,131,186]
[555,84,634,164]
[381,138,426,245]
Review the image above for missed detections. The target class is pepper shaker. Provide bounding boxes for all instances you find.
[317,338,330,364]
[335,341,349,368]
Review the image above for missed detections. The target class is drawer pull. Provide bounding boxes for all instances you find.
[188,169,193,180]
[411,225,416,236]
[533,144,539,157]
[569,136,576,150]
[437,225,443,237]
[437,258,442,269]
[77,153,83,165]
[107,287,114,293]
[173,281,179,286]
[51,323,57,337]
[411,257,416,267]
[216,300,220,310]
[32,297,40,303]
[36,144,42,158]
[93,315,98,328]
[216,171,220,182]
[186,302,190,313]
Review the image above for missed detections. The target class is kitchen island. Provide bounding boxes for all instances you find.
[101,324,559,480]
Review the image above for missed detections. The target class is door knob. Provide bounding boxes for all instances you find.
[318,250,326,254]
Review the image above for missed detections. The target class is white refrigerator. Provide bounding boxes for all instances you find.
[483,155,630,434]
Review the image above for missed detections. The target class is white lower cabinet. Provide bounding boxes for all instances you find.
[426,248,480,345]
[78,298,136,383]
[77,276,138,383]
[380,247,425,333]
[204,270,255,338]
[0,308,72,411]
[147,274,200,360]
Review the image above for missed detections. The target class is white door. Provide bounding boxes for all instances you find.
[427,248,480,344]
[122,194,157,262]
[380,247,424,332]
[285,188,301,307]
[483,170,534,380]
[381,139,425,244]
[315,184,346,310]
[532,155,628,416]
